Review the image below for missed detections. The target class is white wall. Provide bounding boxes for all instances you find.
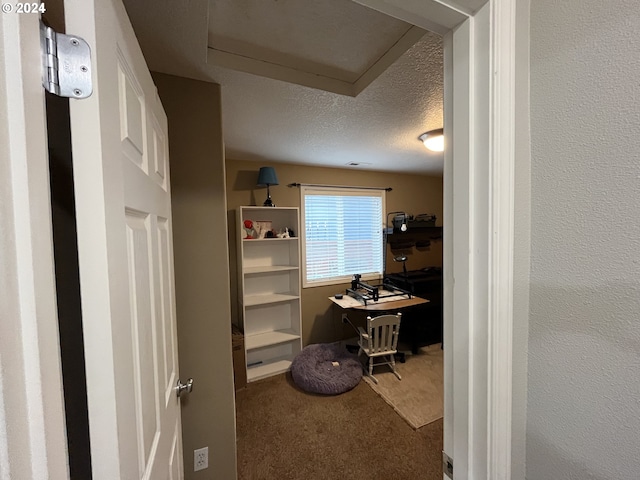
[528,1,640,479]
[511,1,531,478]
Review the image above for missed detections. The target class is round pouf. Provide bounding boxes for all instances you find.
[291,343,362,395]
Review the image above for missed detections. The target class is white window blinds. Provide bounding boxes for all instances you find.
[300,186,385,287]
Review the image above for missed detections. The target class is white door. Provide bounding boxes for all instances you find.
[64,0,184,478]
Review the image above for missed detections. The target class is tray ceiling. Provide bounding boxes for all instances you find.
[123,0,447,174]
[208,0,426,96]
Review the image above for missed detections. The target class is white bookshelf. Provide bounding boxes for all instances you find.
[244,293,299,307]
[237,206,302,382]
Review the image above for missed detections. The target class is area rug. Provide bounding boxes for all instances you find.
[362,343,443,429]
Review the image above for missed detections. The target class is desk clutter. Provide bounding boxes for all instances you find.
[346,273,413,305]
[329,273,428,311]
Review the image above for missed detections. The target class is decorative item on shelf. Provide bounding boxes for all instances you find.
[392,213,409,232]
[387,212,438,233]
[257,166,279,207]
[254,220,272,239]
[277,227,290,238]
[412,213,437,228]
[243,219,257,239]
[385,211,409,234]
[406,213,438,231]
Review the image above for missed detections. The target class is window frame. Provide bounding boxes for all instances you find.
[300,185,386,288]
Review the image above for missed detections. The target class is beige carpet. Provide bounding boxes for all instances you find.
[236,373,443,480]
[362,343,443,429]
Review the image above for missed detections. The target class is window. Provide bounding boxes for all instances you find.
[300,186,385,287]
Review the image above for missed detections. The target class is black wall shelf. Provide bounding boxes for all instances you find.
[386,227,443,249]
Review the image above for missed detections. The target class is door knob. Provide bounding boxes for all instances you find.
[176,378,193,398]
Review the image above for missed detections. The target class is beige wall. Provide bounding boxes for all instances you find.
[154,73,237,480]
[226,158,443,346]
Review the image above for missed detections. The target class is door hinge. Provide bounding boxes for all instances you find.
[443,451,453,479]
[39,21,92,99]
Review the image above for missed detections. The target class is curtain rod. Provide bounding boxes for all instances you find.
[288,182,392,192]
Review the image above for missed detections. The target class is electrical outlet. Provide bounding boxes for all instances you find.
[341,313,349,324]
[194,447,208,472]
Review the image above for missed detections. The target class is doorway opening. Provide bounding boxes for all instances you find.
[218,3,442,476]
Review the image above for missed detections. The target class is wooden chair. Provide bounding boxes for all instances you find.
[357,313,402,384]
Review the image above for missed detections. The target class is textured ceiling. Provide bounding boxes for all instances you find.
[208,0,413,81]
[213,32,443,173]
[123,0,445,175]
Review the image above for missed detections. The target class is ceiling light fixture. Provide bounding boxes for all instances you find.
[418,128,444,152]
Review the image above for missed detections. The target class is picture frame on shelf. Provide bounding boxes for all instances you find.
[254,220,272,239]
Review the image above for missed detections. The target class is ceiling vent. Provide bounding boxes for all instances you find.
[346,162,372,167]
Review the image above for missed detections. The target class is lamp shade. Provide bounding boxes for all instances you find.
[257,167,279,186]
[418,129,444,152]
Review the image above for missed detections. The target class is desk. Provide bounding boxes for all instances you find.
[329,290,428,310]
[329,290,428,362]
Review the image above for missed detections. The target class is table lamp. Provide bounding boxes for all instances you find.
[257,166,279,207]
